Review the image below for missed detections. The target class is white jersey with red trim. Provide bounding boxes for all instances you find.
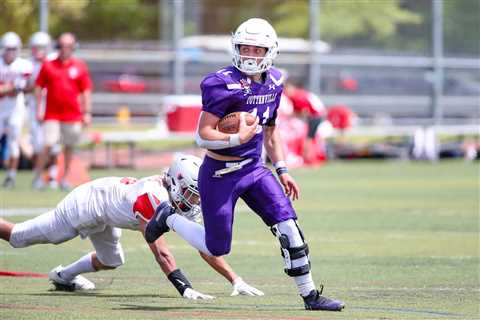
[55,176,170,237]
[27,53,57,118]
[0,57,33,118]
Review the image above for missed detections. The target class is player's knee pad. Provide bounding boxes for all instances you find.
[271,219,311,277]
[96,245,125,268]
[99,252,124,268]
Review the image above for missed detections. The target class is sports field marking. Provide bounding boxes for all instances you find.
[0,270,48,278]
[353,306,466,317]
[117,302,468,318]
[0,207,52,216]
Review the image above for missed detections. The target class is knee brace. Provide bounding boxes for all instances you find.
[271,219,311,277]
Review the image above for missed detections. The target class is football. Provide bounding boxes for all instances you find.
[217,112,256,134]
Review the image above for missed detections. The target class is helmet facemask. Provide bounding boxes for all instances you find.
[165,154,203,223]
[177,184,200,212]
[232,43,278,75]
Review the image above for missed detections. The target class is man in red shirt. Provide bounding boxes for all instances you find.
[283,79,327,164]
[32,33,92,190]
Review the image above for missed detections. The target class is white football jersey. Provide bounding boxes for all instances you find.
[0,57,33,118]
[55,176,170,236]
[26,52,56,117]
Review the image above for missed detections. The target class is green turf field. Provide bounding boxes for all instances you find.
[1,160,479,319]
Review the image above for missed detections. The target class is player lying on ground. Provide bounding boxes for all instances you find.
[146,18,345,311]
[0,155,263,299]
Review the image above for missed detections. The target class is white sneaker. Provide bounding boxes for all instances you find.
[32,177,46,190]
[48,265,95,291]
[48,179,59,190]
[59,180,72,191]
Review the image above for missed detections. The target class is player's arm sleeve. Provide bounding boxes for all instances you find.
[194,112,233,149]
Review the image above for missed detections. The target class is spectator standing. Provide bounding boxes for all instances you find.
[0,32,33,188]
[26,31,60,188]
[32,33,92,190]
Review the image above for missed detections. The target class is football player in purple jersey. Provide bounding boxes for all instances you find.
[146,18,344,311]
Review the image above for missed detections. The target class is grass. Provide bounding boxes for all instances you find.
[0,160,479,319]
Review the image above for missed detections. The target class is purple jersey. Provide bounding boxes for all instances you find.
[200,66,285,159]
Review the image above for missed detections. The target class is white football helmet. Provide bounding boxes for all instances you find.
[165,154,202,222]
[29,31,51,48]
[1,32,22,56]
[231,18,278,75]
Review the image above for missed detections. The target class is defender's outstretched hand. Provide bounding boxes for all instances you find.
[183,287,215,300]
[231,277,265,296]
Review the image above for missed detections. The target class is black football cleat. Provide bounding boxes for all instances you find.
[303,288,345,311]
[145,202,175,243]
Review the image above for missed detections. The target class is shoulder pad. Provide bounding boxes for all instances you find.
[269,67,284,86]
[202,67,243,91]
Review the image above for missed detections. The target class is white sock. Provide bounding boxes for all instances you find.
[166,214,212,255]
[33,169,41,181]
[48,165,58,181]
[60,253,95,281]
[7,170,16,179]
[294,272,316,297]
[277,219,316,297]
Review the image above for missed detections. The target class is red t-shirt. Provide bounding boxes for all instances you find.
[285,88,326,118]
[36,57,92,122]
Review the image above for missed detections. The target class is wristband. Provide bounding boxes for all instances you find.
[275,167,288,176]
[273,161,286,169]
[167,269,192,295]
[229,133,241,147]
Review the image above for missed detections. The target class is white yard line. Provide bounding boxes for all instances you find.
[0,208,52,217]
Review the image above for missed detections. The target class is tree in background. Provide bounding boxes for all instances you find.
[443,0,480,56]
[50,0,158,40]
[0,0,158,42]
[0,0,39,41]
[0,0,478,56]
[272,0,422,51]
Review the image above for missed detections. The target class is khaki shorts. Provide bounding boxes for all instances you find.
[43,120,82,147]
